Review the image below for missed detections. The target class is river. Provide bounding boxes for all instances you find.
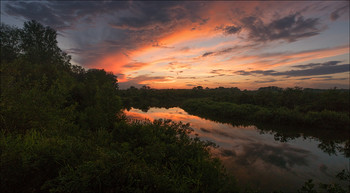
[124,107,349,192]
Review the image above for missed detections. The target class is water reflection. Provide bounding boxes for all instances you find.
[124,107,349,192]
[222,143,312,170]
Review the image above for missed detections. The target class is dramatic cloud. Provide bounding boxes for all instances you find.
[236,61,349,77]
[216,25,242,35]
[4,1,130,30]
[109,2,200,30]
[2,1,348,89]
[292,61,341,69]
[240,13,321,42]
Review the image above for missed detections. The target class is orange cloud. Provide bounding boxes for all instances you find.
[89,52,130,74]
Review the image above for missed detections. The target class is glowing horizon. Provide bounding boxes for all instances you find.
[1,1,349,89]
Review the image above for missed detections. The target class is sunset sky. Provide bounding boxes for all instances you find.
[1,1,349,89]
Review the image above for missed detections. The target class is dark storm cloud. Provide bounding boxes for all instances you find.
[106,1,206,50]
[224,25,242,35]
[5,1,63,28]
[240,13,321,42]
[292,61,341,69]
[109,1,204,31]
[236,61,349,77]
[111,2,178,30]
[3,1,206,67]
[277,63,349,77]
[3,1,130,30]
[216,25,242,35]
[297,76,348,81]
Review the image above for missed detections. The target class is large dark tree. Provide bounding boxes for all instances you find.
[0,20,121,131]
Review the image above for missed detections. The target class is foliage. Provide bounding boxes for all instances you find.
[298,170,350,193]
[181,98,349,130]
[118,86,349,114]
[1,120,237,193]
[1,21,237,193]
[0,20,121,132]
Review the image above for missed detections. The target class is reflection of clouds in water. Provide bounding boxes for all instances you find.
[200,127,211,133]
[125,107,348,192]
[221,149,237,157]
[209,128,254,142]
[319,164,332,177]
[126,107,314,172]
[220,143,312,171]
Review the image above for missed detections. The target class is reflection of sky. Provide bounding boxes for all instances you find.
[124,107,349,192]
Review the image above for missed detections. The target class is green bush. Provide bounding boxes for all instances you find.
[1,120,237,193]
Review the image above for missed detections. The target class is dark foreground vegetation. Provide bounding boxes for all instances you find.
[0,21,236,193]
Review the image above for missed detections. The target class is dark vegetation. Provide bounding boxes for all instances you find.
[119,86,350,159]
[0,21,236,193]
[298,169,350,193]
[119,86,349,130]
[119,87,350,193]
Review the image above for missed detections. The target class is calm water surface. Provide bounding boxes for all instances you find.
[124,107,349,192]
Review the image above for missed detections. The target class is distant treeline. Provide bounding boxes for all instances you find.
[118,86,350,130]
[119,86,350,161]
[1,21,236,193]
